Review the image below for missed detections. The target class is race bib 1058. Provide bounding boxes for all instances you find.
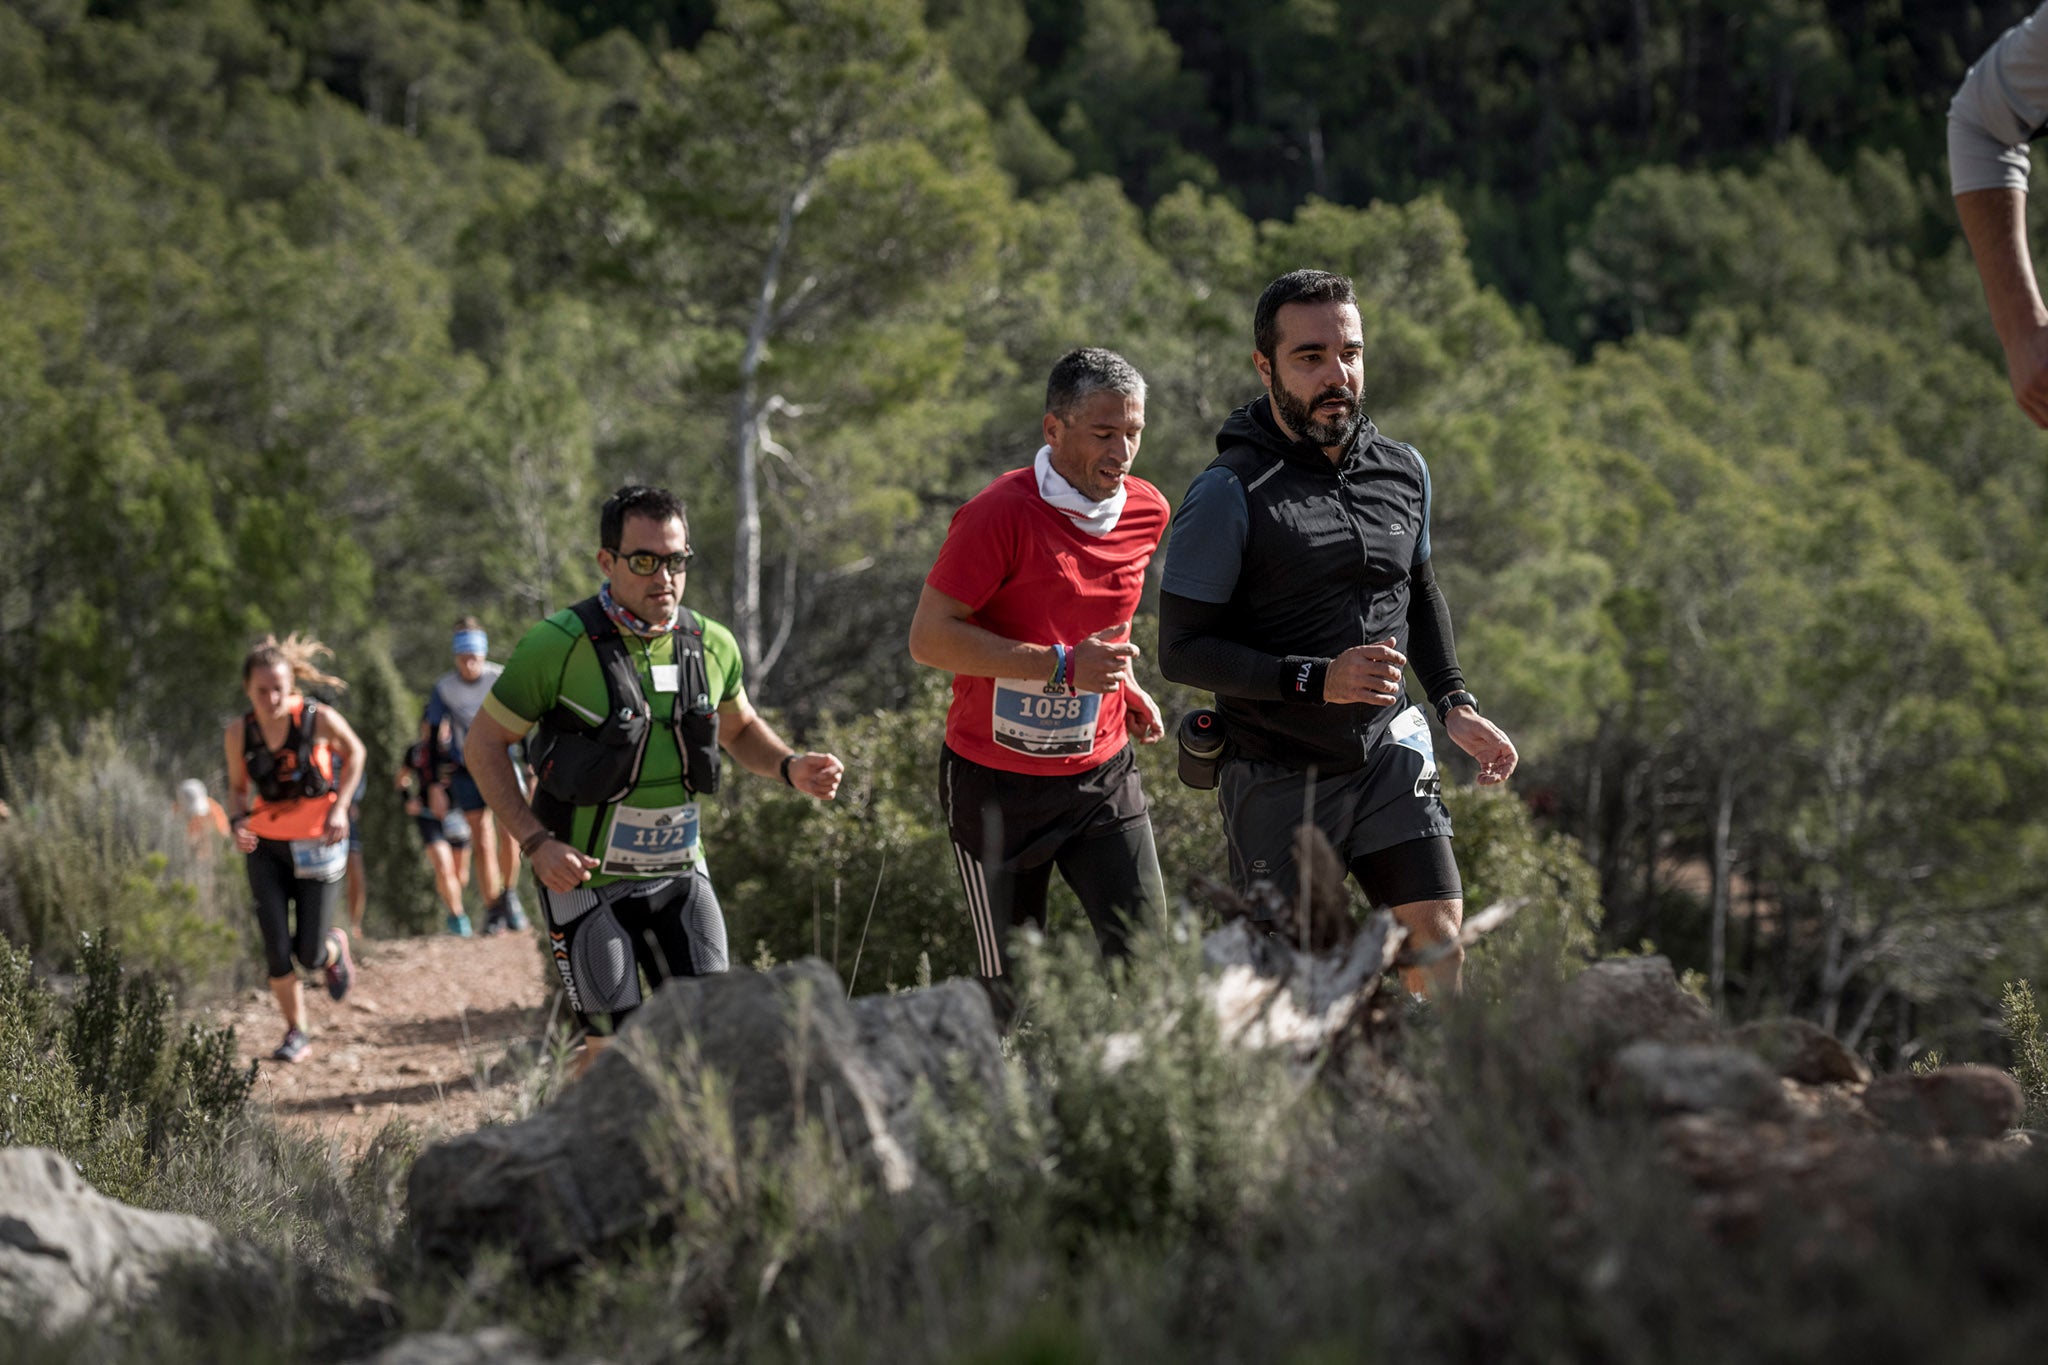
[991,679,1101,757]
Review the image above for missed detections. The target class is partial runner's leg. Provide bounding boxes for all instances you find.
[1351,837,1465,997]
[268,974,304,1032]
[1053,818,1167,963]
[951,845,1053,980]
[632,869,730,988]
[344,849,367,936]
[246,840,298,981]
[472,806,504,906]
[288,874,338,972]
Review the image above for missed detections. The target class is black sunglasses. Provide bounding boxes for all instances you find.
[615,548,694,576]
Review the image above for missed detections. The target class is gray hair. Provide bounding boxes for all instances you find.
[1045,347,1146,420]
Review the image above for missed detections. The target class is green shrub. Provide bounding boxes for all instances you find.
[715,673,974,991]
[346,637,440,937]
[2000,980,2048,1130]
[0,932,253,1205]
[0,721,244,989]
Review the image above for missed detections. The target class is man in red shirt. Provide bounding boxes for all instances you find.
[910,348,1171,1006]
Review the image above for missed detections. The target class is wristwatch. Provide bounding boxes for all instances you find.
[1434,690,1478,723]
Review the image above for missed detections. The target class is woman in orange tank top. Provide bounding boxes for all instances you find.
[224,634,368,1064]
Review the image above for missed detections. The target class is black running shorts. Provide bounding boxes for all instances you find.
[536,870,728,1035]
[1218,707,1459,914]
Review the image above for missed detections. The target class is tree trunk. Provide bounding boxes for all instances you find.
[1709,765,1734,1014]
[732,185,806,671]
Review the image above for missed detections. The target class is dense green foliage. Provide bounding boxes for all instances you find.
[2,0,2046,1071]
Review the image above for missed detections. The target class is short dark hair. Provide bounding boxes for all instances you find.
[1045,347,1146,420]
[452,614,481,632]
[1253,270,1357,361]
[600,485,689,551]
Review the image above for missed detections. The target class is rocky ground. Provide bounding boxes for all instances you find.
[214,928,555,1154]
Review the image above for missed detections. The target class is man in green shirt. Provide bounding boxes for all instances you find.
[465,485,844,1053]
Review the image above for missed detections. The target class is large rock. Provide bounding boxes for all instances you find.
[1862,1066,2021,1141]
[351,1327,610,1365]
[1731,1017,1871,1086]
[406,960,1003,1275]
[0,1146,223,1333]
[1561,956,1716,1059]
[1603,1041,1793,1121]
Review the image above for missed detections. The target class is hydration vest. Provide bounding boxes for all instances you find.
[527,597,721,850]
[242,700,334,804]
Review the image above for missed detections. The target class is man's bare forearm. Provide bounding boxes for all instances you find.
[720,711,794,780]
[1958,187,2048,344]
[464,714,549,848]
[909,586,1056,680]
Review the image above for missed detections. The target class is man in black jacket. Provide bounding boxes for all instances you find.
[1158,269,1516,994]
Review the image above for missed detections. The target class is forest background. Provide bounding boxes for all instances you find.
[3,0,2048,1070]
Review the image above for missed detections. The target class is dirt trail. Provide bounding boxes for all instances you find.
[216,929,556,1155]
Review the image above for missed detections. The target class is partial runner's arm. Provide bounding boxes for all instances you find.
[1403,560,1469,708]
[1956,189,2048,428]
[1952,3,2048,426]
[716,694,844,799]
[223,720,259,854]
[313,706,368,845]
[909,586,1137,694]
[465,708,596,892]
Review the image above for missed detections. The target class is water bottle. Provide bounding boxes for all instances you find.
[1176,709,1227,790]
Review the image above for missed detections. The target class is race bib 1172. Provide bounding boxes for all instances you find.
[600,802,702,876]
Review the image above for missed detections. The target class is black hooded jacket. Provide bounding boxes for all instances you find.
[1158,397,1465,771]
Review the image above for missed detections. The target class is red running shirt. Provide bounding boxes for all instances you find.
[926,468,1169,775]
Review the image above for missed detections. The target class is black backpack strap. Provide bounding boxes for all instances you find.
[241,710,272,798]
[674,610,721,796]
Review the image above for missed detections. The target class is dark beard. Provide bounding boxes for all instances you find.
[1271,380,1361,449]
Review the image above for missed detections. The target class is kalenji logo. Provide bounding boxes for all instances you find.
[1295,662,1313,693]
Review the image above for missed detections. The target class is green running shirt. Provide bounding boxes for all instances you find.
[484,605,746,885]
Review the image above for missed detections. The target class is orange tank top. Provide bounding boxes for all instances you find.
[245,697,339,842]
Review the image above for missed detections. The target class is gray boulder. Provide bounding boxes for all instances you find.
[1603,1041,1793,1121]
[1561,956,1716,1059]
[406,960,1003,1275]
[0,1146,223,1334]
[1731,1017,1871,1086]
[1862,1066,2022,1141]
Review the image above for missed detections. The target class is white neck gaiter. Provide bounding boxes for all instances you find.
[1034,445,1126,536]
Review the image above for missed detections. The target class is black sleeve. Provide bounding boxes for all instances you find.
[1159,590,1333,702]
[1405,558,1467,706]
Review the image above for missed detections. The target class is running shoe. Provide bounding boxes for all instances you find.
[446,912,473,937]
[323,927,353,1001]
[501,887,529,932]
[271,1027,311,1063]
[482,895,508,936]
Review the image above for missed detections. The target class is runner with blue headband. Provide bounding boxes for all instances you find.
[420,615,530,936]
